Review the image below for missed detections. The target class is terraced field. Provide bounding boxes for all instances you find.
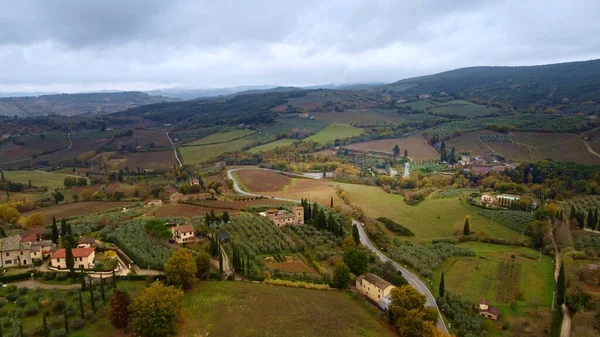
[346,134,439,161]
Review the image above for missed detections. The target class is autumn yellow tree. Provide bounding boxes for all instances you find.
[164,250,197,289]
[25,212,46,228]
[389,285,439,337]
[129,282,183,337]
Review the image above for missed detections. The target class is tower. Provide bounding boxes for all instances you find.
[292,206,305,224]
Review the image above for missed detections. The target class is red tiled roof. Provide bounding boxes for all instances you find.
[173,225,194,233]
[50,247,95,259]
[78,237,96,244]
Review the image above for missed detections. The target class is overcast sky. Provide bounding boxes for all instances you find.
[1,0,599,93]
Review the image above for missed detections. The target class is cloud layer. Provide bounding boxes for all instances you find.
[1,0,599,92]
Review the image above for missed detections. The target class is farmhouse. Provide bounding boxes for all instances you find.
[50,247,95,270]
[19,229,45,244]
[355,273,395,310]
[478,299,500,320]
[29,240,54,260]
[0,235,30,268]
[77,237,96,248]
[259,207,304,228]
[171,224,195,244]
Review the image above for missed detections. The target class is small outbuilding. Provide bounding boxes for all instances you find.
[478,298,500,320]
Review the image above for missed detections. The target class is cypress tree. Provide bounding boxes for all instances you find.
[100,275,106,303]
[218,247,223,276]
[318,210,327,230]
[327,213,335,233]
[352,224,360,244]
[64,306,69,334]
[463,216,470,235]
[557,262,565,306]
[51,217,59,244]
[79,290,84,319]
[246,255,250,277]
[43,312,48,337]
[330,197,333,208]
[307,203,311,220]
[313,203,319,221]
[587,209,594,228]
[90,283,96,312]
[80,270,86,291]
[19,323,23,337]
[112,269,117,288]
[65,241,75,276]
[60,218,67,236]
[338,223,344,237]
[570,205,576,221]
[439,272,445,298]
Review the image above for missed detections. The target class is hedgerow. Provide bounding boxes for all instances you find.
[388,242,474,277]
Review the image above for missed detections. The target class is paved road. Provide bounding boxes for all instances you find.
[353,219,448,334]
[227,167,448,333]
[549,224,571,337]
[167,131,182,167]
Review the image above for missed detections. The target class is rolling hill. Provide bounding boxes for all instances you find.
[0,91,173,117]
[385,58,600,110]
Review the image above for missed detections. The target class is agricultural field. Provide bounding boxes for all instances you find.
[584,127,600,154]
[312,109,408,126]
[185,129,256,145]
[432,242,555,311]
[23,201,136,224]
[246,138,297,153]
[558,195,600,213]
[110,150,176,171]
[447,131,600,164]
[0,138,68,163]
[305,123,364,144]
[399,99,499,118]
[266,254,316,274]
[126,129,172,148]
[333,182,523,243]
[2,170,84,189]
[234,169,340,205]
[346,133,440,161]
[179,137,255,164]
[179,282,398,337]
[257,114,330,137]
[143,203,230,217]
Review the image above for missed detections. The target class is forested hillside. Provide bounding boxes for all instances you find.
[117,91,308,127]
[386,58,600,111]
[0,91,172,117]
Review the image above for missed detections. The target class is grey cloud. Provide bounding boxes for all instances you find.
[0,0,599,92]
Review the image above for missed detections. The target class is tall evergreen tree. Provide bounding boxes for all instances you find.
[393,144,400,157]
[463,216,470,235]
[352,224,360,245]
[312,203,319,221]
[64,241,75,275]
[440,141,447,162]
[449,146,456,164]
[60,218,67,236]
[327,213,335,233]
[404,149,408,158]
[90,283,96,312]
[593,208,599,230]
[318,210,327,230]
[570,205,576,221]
[64,306,69,334]
[222,211,230,223]
[100,276,106,302]
[439,272,445,298]
[330,197,334,208]
[557,262,565,306]
[51,217,59,244]
[43,312,48,337]
[587,209,594,228]
[78,290,84,319]
[218,247,223,276]
[307,203,312,220]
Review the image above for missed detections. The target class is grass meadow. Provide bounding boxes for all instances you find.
[305,123,364,144]
[334,182,523,243]
[178,282,398,337]
[246,139,297,153]
[3,170,84,189]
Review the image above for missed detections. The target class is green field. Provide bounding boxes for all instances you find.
[400,99,499,118]
[306,123,364,144]
[313,109,409,126]
[179,282,397,337]
[179,137,256,164]
[432,242,555,312]
[3,171,86,189]
[246,139,297,153]
[334,183,522,243]
[185,129,256,145]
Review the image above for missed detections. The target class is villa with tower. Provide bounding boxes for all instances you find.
[259,206,304,228]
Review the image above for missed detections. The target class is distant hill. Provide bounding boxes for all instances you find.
[386,58,600,110]
[0,91,174,117]
[146,85,278,100]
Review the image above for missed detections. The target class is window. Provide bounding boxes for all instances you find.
[20,251,23,255]
[6,260,11,264]
[23,260,27,264]
[57,258,60,262]
[5,252,8,256]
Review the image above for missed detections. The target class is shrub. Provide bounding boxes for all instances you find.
[52,298,66,313]
[16,297,29,307]
[33,324,46,337]
[70,318,85,331]
[18,287,29,295]
[44,272,57,280]
[5,292,19,302]
[50,329,67,337]
[377,217,415,236]
[24,304,40,316]
[388,243,475,276]
[264,278,330,290]
[49,316,63,329]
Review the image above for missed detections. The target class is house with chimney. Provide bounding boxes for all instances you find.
[355,273,396,310]
[171,224,195,244]
[259,207,304,228]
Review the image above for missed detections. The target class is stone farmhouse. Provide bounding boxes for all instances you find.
[478,298,500,320]
[259,207,304,228]
[50,247,96,270]
[77,237,97,249]
[355,273,395,310]
[0,234,56,268]
[171,224,195,244]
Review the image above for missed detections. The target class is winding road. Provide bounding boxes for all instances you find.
[166,131,182,167]
[227,167,448,334]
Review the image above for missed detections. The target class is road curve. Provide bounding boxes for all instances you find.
[354,219,448,334]
[227,167,448,333]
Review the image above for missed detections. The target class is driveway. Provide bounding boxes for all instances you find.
[354,219,448,334]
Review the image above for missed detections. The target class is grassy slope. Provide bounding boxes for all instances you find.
[306,123,364,144]
[3,171,84,189]
[185,129,256,145]
[246,139,297,153]
[334,182,522,243]
[179,282,398,337]
[179,137,255,164]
